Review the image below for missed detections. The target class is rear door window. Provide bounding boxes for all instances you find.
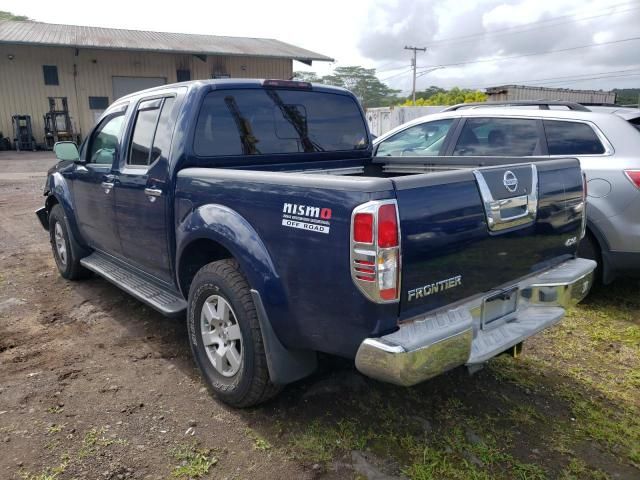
[452,117,541,156]
[543,120,605,155]
[194,89,369,156]
[128,98,162,166]
[375,119,454,157]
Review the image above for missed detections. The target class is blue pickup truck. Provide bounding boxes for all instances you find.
[37,79,596,407]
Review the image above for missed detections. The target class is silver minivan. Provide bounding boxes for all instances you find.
[372,102,640,283]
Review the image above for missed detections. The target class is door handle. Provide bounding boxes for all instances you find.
[101,181,114,193]
[101,174,116,194]
[144,188,162,197]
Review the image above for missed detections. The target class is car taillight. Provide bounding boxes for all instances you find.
[625,170,640,189]
[351,200,401,303]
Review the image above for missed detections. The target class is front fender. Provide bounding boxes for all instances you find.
[176,203,285,307]
[45,172,85,246]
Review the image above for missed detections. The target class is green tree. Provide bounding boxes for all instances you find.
[612,88,640,106]
[292,71,322,83]
[294,67,400,108]
[415,86,446,101]
[0,11,31,21]
[401,87,486,106]
[321,66,401,108]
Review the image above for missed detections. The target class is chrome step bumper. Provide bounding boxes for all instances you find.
[355,258,596,386]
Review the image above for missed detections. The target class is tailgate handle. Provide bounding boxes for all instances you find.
[474,165,538,232]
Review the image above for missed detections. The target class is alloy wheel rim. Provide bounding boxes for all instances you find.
[200,294,243,377]
[54,222,67,267]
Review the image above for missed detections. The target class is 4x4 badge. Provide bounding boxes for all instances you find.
[503,170,518,193]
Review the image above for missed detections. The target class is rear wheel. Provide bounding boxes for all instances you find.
[578,231,602,283]
[187,259,280,407]
[48,204,89,280]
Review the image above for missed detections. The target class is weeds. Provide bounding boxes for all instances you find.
[171,443,217,479]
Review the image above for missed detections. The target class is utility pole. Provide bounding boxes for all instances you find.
[405,45,427,105]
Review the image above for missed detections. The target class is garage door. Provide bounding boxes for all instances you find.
[112,76,166,100]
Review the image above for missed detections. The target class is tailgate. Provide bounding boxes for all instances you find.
[393,158,584,320]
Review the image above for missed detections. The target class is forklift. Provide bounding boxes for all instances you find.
[44,97,76,148]
[11,115,36,151]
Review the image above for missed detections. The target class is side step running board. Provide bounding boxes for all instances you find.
[80,252,187,317]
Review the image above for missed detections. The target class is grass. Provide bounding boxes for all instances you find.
[46,424,62,435]
[78,427,127,458]
[171,443,217,479]
[289,419,371,464]
[245,428,272,451]
[19,455,69,480]
[271,280,640,479]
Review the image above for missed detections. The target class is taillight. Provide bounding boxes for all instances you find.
[353,213,374,244]
[350,200,401,303]
[625,170,640,189]
[377,204,399,248]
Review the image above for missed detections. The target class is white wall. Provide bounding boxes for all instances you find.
[365,106,445,136]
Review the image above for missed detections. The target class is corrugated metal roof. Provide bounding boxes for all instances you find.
[0,20,333,63]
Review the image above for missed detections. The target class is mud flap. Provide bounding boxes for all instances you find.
[250,289,317,385]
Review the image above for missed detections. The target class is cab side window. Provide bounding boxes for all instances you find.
[87,114,125,164]
[375,119,454,157]
[453,117,541,157]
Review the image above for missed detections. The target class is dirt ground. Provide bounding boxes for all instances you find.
[1,152,638,480]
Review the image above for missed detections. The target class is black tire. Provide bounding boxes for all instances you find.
[187,259,280,407]
[578,231,602,284]
[48,204,90,280]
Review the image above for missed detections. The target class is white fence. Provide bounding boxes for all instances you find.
[365,106,445,137]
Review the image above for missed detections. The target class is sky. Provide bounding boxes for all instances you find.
[1,0,638,95]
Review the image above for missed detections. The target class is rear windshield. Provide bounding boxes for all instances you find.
[194,89,369,156]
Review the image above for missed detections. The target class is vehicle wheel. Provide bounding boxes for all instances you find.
[48,204,90,280]
[578,231,602,283]
[187,259,280,407]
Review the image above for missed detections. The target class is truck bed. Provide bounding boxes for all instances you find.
[176,155,584,356]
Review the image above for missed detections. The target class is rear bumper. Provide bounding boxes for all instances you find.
[35,207,49,231]
[354,258,596,386]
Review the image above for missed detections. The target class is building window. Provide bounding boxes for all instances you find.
[43,65,59,86]
[176,69,191,82]
[89,96,109,110]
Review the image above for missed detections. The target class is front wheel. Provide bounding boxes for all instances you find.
[187,259,280,407]
[48,204,89,280]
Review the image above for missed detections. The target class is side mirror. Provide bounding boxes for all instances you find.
[53,141,80,162]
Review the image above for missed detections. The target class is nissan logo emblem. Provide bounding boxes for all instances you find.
[503,170,518,193]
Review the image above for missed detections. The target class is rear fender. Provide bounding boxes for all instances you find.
[176,203,285,317]
[176,204,316,384]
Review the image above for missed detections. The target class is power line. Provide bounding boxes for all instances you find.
[538,72,640,86]
[374,3,638,80]
[379,67,413,82]
[421,1,638,48]
[441,68,640,90]
[416,35,640,70]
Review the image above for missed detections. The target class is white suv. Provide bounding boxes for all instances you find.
[372,101,640,283]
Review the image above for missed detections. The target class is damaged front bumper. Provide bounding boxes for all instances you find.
[35,207,49,230]
[354,257,596,386]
